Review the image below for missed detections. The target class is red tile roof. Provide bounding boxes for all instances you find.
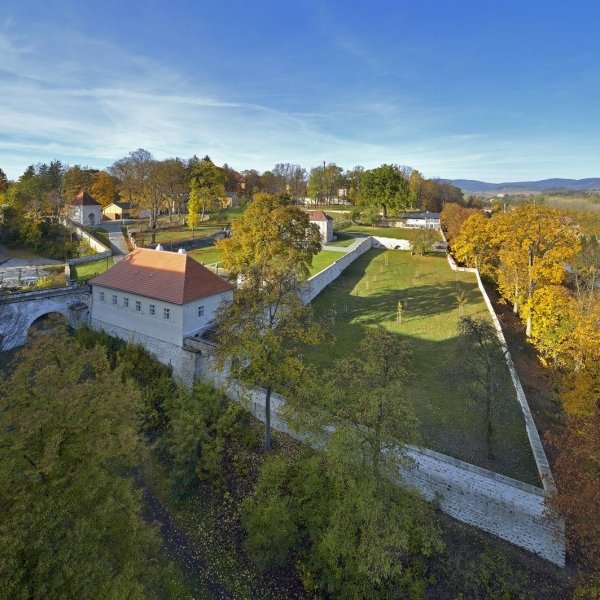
[307,210,332,222]
[70,191,101,206]
[90,248,234,305]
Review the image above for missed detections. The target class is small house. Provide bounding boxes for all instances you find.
[398,211,441,229]
[68,191,102,226]
[102,202,135,220]
[307,210,334,243]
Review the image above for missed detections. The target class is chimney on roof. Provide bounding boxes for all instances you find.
[177,248,186,254]
[156,244,164,251]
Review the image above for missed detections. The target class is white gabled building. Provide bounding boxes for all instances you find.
[398,211,441,229]
[307,210,334,243]
[89,247,234,378]
[68,191,102,226]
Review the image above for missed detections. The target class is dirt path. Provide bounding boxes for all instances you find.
[136,474,236,599]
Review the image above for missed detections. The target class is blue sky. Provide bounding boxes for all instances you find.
[1,0,599,181]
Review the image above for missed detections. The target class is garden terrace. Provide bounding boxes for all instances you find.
[306,249,540,486]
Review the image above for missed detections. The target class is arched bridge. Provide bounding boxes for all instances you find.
[0,285,91,351]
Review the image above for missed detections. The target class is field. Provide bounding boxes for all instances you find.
[149,227,223,245]
[71,258,113,282]
[306,249,540,485]
[188,246,223,265]
[326,232,358,247]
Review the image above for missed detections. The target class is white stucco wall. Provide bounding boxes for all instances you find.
[311,219,333,243]
[69,205,102,227]
[181,289,233,337]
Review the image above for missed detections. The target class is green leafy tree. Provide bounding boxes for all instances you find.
[360,163,410,218]
[187,156,226,233]
[454,317,511,460]
[412,227,438,256]
[0,325,164,598]
[215,193,323,450]
[0,167,9,193]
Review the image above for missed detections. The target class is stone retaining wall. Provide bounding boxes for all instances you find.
[442,236,556,494]
[198,359,565,566]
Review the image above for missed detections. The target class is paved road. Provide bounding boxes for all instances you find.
[100,221,131,255]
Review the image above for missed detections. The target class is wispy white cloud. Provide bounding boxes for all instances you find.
[0,21,597,182]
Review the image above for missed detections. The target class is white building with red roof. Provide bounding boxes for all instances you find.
[307,210,334,243]
[89,247,234,378]
[68,191,102,226]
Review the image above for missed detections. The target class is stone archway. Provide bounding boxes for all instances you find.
[27,312,69,338]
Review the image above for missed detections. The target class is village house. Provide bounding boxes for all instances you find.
[307,210,334,243]
[102,201,135,220]
[89,247,234,376]
[68,191,102,226]
[398,211,441,228]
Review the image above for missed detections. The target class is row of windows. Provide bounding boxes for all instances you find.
[98,291,205,320]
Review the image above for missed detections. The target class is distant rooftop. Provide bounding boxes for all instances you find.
[307,210,333,222]
[398,211,440,219]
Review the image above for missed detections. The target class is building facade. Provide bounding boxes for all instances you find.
[307,210,334,243]
[89,247,234,379]
[68,191,102,226]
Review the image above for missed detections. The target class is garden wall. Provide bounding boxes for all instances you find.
[198,361,565,566]
[443,245,556,495]
[61,219,112,266]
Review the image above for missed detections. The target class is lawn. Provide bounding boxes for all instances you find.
[306,249,540,485]
[71,258,113,282]
[326,232,360,247]
[308,250,345,276]
[188,246,223,266]
[138,227,223,246]
[339,225,442,242]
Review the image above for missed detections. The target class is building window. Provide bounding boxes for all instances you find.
[197,305,204,318]
[135,300,141,312]
[99,291,105,302]
[163,307,170,320]
[124,297,129,308]
[149,304,155,316]
[112,294,118,305]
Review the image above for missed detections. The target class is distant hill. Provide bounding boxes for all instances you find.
[442,178,600,194]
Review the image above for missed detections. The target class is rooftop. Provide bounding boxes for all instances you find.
[307,210,333,222]
[70,191,101,206]
[398,211,440,220]
[90,248,234,304]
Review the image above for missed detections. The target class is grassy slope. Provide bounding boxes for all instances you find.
[306,249,540,485]
[188,246,223,265]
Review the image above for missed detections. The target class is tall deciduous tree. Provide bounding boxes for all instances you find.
[360,163,410,218]
[91,171,120,207]
[187,156,226,233]
[215,193,322,450]
[454,316,511,459]
[0,325,163,598]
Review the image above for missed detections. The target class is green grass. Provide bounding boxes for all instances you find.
[142,227,222,245]
[308,249,345,276]
[71,258,113,282]
[188,246,223,266]
[306,249,540,485]
[326,232,359,247]
[88,227,111,248]
[340,225,442,242]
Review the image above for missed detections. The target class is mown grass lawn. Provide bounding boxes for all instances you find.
[150,227,223,245]
[339,225,442,242]
[71,257,113,281]
[188,246,223,266]
[306,249,540,485]
[326,232,360,247]
[308,250,345,276]
[189,246,345,276]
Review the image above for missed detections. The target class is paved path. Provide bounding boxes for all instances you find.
[100,221,131,255]
[321,236,367,253]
